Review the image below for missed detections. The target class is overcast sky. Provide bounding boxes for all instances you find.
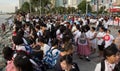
[0,0,19,12]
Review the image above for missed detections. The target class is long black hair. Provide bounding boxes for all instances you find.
[14,54,33,71]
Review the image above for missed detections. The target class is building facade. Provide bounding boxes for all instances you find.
[55,0,82,8]
[50,0,56,8]
[114,0,120,6]
[91,0,118,12]
[55,0,63,7]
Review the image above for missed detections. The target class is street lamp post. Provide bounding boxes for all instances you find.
[86,1,88,14]
[102,3,104,15]
[29,0,32,13]
[97,0,99,15]
[63,0,66,14]
[86,0,91,15]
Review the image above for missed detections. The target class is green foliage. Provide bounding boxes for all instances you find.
[56,6,66,14]
[30,0,51,8]
[77,0,92,13]
[50,7,77,14]
[67,7,76,14]
[30,0,51,13]
[20,2,35,13]
[98,6,106,14]
[88,4,92,13]
[20,2,30,12]
[19,0,51,14]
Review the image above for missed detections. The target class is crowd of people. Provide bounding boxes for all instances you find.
[1,12,120,71]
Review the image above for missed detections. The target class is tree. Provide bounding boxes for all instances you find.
[20,2,30,13]
[67,7,76,14]
[77,0,92,13]
[17,2,35,12]
[99,6,106,14]
[30,0,51,14]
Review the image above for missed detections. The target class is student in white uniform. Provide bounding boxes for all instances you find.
[73,25,81,44]
[88,27,97,53]
[37,37,50,56]
[35,24,42,37]
[103,19,109,30]
[95,44,119,71]
[96,26,105,57]
[103,29,114,48]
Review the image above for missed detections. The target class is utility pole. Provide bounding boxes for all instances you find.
[86,0,91,15]
[29,0,31,13]
[97,0,99,15]
[86,1,88,15]
[63,0,66,14]
[40,0,41,16]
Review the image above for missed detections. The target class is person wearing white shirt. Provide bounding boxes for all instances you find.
[73,29,81,44]
[88,27,97,53]
[8,19,13,30]
[96,19,99,27]
[72,25,81,49]
[37,37,50,56]
[25,13,30,22]
[103,19,109,29]
[35,24,43,37]
[95,44,119,71]
[103,29,114,48]
[96,26,105,57]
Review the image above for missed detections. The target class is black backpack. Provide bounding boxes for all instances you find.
[101,60,105,71]
[70,62,80,71]
[114,61,120,71]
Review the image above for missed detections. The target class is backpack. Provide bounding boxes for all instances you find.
[101,60,105,71]
[32,57,47,71]
[24,45,33,54]
[70,62,80,71]
[38,32,42,38]
[43,48,60,68]
[114,61,120,71]
[78,32,87,45]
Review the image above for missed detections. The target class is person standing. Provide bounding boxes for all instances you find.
[115,30,120,50]
[77,26,91,61]
[88,27,97,53]
[95,44,119,71]
[103,29,114,48]
[96,26,105,57]
[1,23,6,33]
